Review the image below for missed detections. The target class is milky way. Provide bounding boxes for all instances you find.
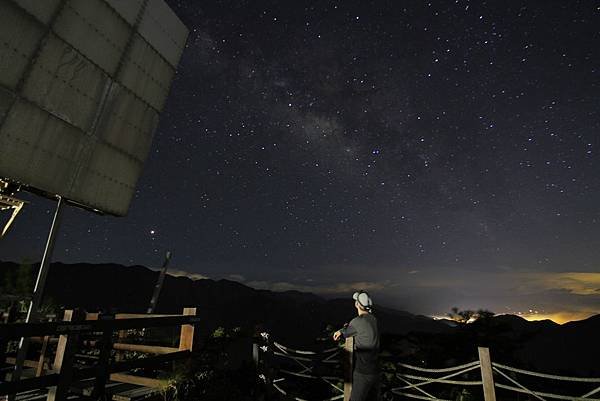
[2,0,599,320]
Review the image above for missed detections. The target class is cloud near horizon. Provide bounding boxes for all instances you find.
[245,279,387,295]
[225,266,599,323]
[156,262,598,323]
[165,268,209,281]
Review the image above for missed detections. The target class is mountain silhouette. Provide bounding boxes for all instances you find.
[1,260,598,375]
[0,261,450,344]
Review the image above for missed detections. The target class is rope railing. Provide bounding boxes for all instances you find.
[491,362,600,401]
[256,337,600,401]
[399,374,483,386]
[255,332,345,401]
[492,362,600,383]
[395,364,482,390]
[397,360,480,374]
[273,341,340,356]
[393,373,451,401]
[390,359,483,401]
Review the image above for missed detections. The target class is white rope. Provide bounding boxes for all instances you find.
[274,343,314,375]
[493,362,600,383]
[279,368,342,382]
[279,368,320,379]
[272,375,344,401]
[397,364,481,390]
[273,341,319,355]
[397,360,480,373]
[495,384,600,401]
[274,350,314,362]
[322,377,344,393]
[273,351,340,364]
[272,380,310,401]
[323,349,341,363]
[391,389,450,401]
[273,341,340,356]
[322,346,342,354]
[493,366,547,401]
[321,395,344,401]
[582,386,600,398]
[270,340,345,400]
[394,372,441,400]
[399,373,482,386]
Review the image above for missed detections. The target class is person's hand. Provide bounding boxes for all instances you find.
[333,330,342,341]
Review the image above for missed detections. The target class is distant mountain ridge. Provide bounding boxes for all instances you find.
[1,260,598,374]
[0,261,450,344]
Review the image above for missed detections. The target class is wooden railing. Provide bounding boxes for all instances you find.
[0,308,199,401]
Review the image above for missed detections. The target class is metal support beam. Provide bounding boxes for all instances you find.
[0,193,26,239]
[10,196,64,399]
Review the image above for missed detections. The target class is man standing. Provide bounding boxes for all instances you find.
[333,291,380,401]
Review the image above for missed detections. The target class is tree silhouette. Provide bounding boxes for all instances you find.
[447,307,495,324]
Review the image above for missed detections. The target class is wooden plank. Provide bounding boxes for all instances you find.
[81,342,179,355]
[114,314,178,319]
[36,336,50,377]
[4,358,40,369]
[178,308,196,351]
[478,347,496,401]
[112,344,179,355]
[3,352,192,393]
[70,378,129,397]
[52,311,73,372]
[11,389,48,401]
[91,315,114,399]
[0,305,18,375]
[0,374,60,395]
[47,310,82,401]
[112,386,159,401]
[0,316,200,339]
[109,374,163,388]
[28,338,58,345]
[109,351,191,373]
[114,330,127,362]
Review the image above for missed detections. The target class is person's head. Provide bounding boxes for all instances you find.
[352,290,373,315]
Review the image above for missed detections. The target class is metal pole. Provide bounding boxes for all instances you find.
[10,196,65,398]
[146,251,172,314]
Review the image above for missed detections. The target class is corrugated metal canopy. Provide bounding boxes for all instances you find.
[0,0,188,216]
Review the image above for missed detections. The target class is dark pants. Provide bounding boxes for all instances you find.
[351,371,380,401]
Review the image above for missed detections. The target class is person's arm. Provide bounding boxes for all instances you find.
[340,322,358,338]
[333,320,358,341]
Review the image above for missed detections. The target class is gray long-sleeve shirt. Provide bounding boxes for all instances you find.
[340,313,379,374]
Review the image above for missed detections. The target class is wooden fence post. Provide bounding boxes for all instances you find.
[91,313,114,399]
[115,329,127,361]
[47,310,82,401]
[343,336,354,401]
[478,347,496,401]
[35,335,50,377]
[178,308,197,351]
[252,343,260,367]
[0,306,17,376]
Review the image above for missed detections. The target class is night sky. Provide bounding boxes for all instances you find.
[2,0,599,322]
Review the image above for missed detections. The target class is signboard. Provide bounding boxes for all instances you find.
[0,0,188,215]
